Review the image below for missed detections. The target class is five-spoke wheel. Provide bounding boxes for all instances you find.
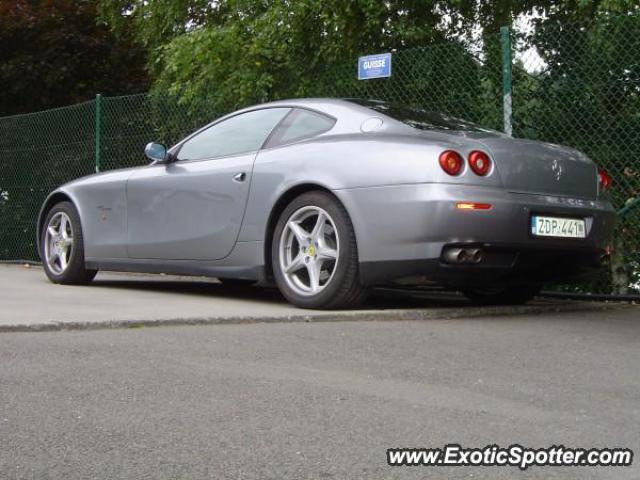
[41,201,97,284]
[272,191,367,309]
[279,206,339,296]
[44,211,74,275]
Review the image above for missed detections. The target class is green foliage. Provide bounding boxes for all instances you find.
[96,0,224,50]
[145,0,473,115]
[98,1,640,118]
[0,0,148,116]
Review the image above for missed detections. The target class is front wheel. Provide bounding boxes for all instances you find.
[462,284,541,306]
[272,191,367,309]
[41,201,97,285]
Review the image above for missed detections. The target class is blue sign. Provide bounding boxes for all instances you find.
[358,53,392,80]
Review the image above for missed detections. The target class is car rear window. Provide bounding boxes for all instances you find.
[265,108,336,148]
[348,98,497,134]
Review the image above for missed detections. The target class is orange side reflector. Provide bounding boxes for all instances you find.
[456,202,492,210]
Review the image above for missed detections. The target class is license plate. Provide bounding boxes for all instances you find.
[531,215,586,238]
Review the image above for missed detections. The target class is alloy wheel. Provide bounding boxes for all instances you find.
[44,211,74,275]
[278,206,339,296]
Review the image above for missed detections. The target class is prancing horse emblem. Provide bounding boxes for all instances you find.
[551,159,563,181]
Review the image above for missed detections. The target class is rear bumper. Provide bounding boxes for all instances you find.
[359,244,607,287]
[333,183,616,286]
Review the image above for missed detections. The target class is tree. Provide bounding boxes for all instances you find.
[97,0,477,114]
[0,0,148,115]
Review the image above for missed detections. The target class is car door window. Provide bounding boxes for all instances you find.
[177,108,290,161]
[265,108,336,148]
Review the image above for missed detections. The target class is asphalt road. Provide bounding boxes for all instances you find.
[1,307,638,479]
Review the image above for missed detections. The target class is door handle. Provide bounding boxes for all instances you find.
[233,172,247,182]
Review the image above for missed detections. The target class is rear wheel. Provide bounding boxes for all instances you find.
[462,284,541,305]
[41,201,97,285]
[272,191,367,309]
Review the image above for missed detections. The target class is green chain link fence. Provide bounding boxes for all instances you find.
[1,17,638,293]
[512,14,640,294]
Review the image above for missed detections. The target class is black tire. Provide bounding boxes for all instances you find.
[41,201,97,285]
[272,191,367,309]
[462,284,541,306]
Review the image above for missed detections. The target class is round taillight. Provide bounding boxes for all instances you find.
[439,150,463,176]
[468,150,491,176]
[598,168,612,191]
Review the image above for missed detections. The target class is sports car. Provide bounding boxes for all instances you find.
[37,98,616,308]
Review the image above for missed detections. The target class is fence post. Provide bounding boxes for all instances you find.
[500,26,513,137]
[94,93,102,173]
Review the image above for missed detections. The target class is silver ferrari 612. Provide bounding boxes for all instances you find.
[38,98,616,308]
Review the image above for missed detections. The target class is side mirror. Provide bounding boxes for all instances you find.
[144,142,168,163]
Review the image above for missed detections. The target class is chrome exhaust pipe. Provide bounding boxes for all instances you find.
[443,247,483,264]
[443,248,465,264]
[469,248,483,264]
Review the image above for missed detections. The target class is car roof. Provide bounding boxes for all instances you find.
[234,98,368,117]
[250,98,355,108]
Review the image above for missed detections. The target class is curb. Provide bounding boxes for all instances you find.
[1,302,632,334]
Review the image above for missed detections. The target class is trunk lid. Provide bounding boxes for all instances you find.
[471,135,598,199]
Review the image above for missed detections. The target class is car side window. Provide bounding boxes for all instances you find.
[177,108,290,161]
[265,108,336,148]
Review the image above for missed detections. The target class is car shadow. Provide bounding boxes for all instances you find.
[91,276,472,310]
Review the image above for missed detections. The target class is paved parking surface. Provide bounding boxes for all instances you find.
[0,264,630,330]
[1,307,638,479]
